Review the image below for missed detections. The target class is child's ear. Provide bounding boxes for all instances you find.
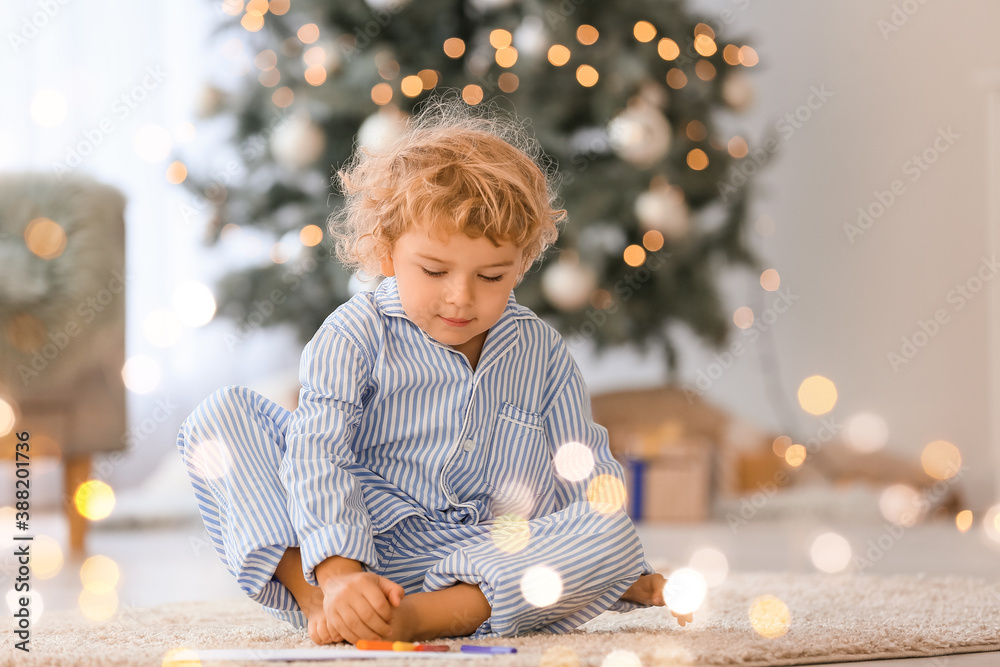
[379,254,396,277]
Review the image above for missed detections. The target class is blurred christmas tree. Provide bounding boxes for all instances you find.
[183,0,764,376]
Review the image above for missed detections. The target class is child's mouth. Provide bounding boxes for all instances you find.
[440,316,472,327]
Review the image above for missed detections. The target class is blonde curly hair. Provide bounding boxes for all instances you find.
[328,91,566,284]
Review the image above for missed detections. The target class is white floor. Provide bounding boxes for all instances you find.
[6,512,1000,666]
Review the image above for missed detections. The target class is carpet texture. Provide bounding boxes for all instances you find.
[4,572,999,667]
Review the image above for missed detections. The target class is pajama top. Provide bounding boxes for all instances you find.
[280,275,638,588]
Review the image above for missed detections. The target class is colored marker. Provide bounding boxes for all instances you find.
[415,644,450,652]
[460,645,518,654]
[356,640,416,651]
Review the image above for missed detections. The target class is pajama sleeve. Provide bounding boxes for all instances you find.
[541,338,656,612]
[279,323,377,587]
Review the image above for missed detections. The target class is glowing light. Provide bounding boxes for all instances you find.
[749,595,791,638]
[694,23,715,38]
[723,44,741,65]
[371,83,393,105]
[269,0,289,15]
[809,532,851,573]
[496,46,518,68]
[784,444,806,467]
[144,309,182,348]
[462,85,484,105]
[772,435,791,457]
[78,588,118,622]
[633,21,656,42]
[0,399,14,437]
[297,23,319,43]
[401,75,423,97]
[31,535,64,579]
[258,68,280,86]
[162,648,202,665]
[657,38,679,60]
[23,218,66,260]
[134,124,173,163]
[81,555,120,593]
[879,484,922,527]
[686,120,707,141]
[687,148,708,170]
[520,565,562,607]
[489,29,512,49]
[666,68,687,89]
[498,73,519,93]
[121,355,162,394]
[688,547,729,587]
[221,0,243,16]
[956,510,973,533]
[255,49,277,70]
[185,438,233,482]
[554,441,595,482]
[418,69,438,89]
[166,161,188,184]
[844,412,889,453]
[694,35,717,56]
[491,515,530,554]
[443,37,465,58]
[739,45,759,66]
[548,44,571,66]
[246,0,268,15]
[576,25,599,45]
[241,11,264,32]
[542,647,579,667]
[729,136,749,158]
[272,87,294,108]
[797,375,837,415]
[643,230,664,251]
[172,281,217,327]
[303,46,326,67]
[304,65,326,86]
[662,567,707,614]
[74,480,115,521]
[602,650,641,667]
[733,306,753,329]
[760,268,780,291]
[921,440,962,480]
[587,475,626,514]
[695,59,717,78]
[623,244,646,267]
[984,505,1000,545]
[30,88,68,128]
[756,214,776,237]
[576,65,599,87]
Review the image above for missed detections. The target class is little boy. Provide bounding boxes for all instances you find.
[176,95,687,645]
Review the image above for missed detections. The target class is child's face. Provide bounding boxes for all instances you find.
[379,228,523,362]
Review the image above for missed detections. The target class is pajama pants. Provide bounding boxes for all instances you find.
[175,386,650,638]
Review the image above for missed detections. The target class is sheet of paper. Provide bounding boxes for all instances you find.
[176,648,481,661]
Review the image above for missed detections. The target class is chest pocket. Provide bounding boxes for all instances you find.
[485,402,552,516]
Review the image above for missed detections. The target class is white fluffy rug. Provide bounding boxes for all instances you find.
[4,572,999,667]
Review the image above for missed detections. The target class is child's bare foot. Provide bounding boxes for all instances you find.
[620,573,694,626]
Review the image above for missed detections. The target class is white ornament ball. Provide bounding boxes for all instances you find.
[634,186,689,240]
[542,260,597,311]
[270,111,326,170]
[357,107,409,151]
[607,102,672,167]
[723,73,755,111]
[513,15,547,59]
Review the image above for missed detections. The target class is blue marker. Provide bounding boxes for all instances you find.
[460,645,518,654]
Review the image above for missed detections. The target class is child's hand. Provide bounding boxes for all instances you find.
[316,571,405,644]
[620,572,695,627]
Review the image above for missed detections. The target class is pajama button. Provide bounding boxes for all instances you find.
[463,439,475,452]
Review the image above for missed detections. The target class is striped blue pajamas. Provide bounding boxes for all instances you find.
[176,276,654,637]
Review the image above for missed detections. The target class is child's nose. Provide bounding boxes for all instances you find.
[444,277,474,307]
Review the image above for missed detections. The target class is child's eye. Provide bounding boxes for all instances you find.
[420,267,504,283]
